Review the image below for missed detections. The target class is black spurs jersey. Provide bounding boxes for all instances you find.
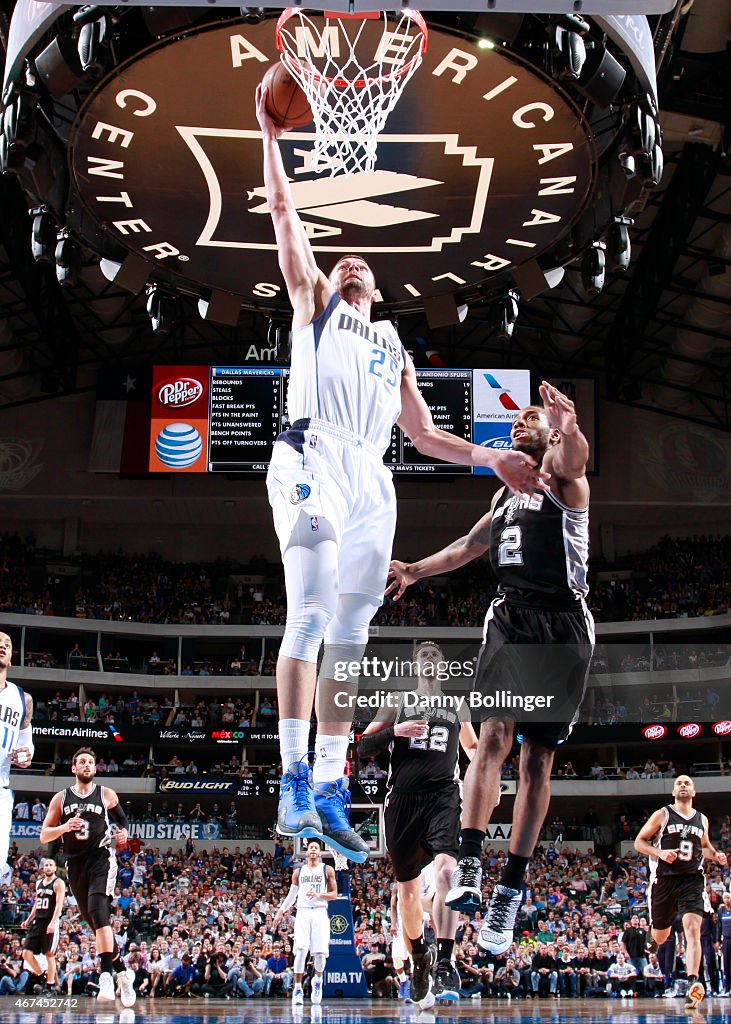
[32,876,58,924]
[387,697,462,792]
[60,784,112,859]
[651,805,705,878]
[489,486,589,606]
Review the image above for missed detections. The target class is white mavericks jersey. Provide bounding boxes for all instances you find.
[0,681,26,787]
[287,293,405,455]
[297,863,329,910]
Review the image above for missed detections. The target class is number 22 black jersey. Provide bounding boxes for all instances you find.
[489,486,589,607]
[387,700,462,792]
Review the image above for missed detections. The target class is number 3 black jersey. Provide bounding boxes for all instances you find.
[488,486,589,607]
[651,805,705,878]
[60,784,112,859]
[387,700,462,792]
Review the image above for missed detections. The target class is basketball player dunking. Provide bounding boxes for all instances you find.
[359,642,478,1007]
[40,747,136,1008]
[254,86,548,861]
[0,631,34,887]
[274,839,338,1005]
[635,775,727,1012]
[388,383,594,954]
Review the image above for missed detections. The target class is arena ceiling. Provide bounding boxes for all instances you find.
[0,1,729,432]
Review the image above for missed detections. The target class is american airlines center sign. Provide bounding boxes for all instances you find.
[68,17,595,311]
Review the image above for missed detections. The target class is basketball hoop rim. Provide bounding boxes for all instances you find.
[275,7,428,90]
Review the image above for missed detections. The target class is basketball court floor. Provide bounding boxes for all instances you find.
[0,996,722,1023]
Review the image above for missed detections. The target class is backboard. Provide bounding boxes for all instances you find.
[296,803,385,859]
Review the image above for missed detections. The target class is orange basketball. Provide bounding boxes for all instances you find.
[262,63,313,129]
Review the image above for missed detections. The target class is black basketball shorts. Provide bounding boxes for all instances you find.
[648,873,707,930]
[24,922,59,956]
[385,785,461,882]
[472,596,594,750]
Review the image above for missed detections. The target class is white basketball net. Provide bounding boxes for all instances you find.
[276,8,428,176]
[332,850,350,872]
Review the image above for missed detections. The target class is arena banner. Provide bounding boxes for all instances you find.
[128,821,220,841]
[325,869,368,998]
[10,821,42,839]
[157,777,238,794]
[485,823,513,841]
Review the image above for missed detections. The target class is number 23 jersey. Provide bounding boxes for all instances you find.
[287,293,404,456]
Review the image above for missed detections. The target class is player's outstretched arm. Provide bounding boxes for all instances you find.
[255,84,331,327]
[539,380,590,486]
[386,501,496,601]
[398,357,549,498]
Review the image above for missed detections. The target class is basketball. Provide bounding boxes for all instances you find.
[262,63,313,129]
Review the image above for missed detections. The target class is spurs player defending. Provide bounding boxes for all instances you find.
[635,775,727,1013]
[274,840,337,1005]
[40,747,136,1008]
[359,642,477,1006]
[21,857,65,993]
[255,84,547,864]
[0,631,34,887]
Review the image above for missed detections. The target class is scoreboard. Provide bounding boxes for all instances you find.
[148,365,531,476]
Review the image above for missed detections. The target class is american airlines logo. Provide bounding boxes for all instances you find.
[68,17,594,315]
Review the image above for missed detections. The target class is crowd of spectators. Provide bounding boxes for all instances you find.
[2,832,730,1000]
[1,532,731,628]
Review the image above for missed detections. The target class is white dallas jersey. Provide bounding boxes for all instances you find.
[0,681,27,787]
[287,293,405,455]
[297,863,329,910]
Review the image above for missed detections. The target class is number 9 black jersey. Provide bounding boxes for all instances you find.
[60,784,113,859]
[651,805,705,877]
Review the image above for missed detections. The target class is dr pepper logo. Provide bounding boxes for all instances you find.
[677,723,702,739]
[642,724,667,741]
[713,721,731,736]
[157,377,205,408]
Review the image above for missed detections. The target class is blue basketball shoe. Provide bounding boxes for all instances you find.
[314,777,369,862]
[277,756,323,840]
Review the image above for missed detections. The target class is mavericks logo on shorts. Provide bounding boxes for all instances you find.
[290,483,311,504]
[330,914,348,935]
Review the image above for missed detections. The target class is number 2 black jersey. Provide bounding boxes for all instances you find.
[488,486,589,607]
[60,784,112,859]
[651,805,705,878]
[387,700,462,792]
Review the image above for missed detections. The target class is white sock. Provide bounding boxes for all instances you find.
[279,719,311,772]
[313,733,349,786]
